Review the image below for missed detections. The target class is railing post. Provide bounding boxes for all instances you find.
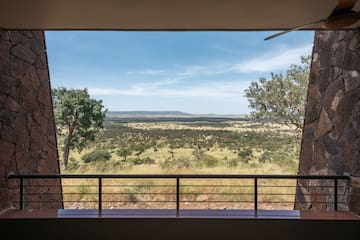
[19,177,24,210]
[334,178,338,211]
[254,177,258,211]
[98,177,102,211]
[176,177,180,211]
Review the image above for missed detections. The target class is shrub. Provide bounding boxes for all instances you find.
[159,158,172,169]
[249,162,260,168]
[259,152,270,163]
[160,157,192,169]
[129,156,155,165]
[202,154,218,168]
[68,157,80,170]
[175,157,192,168]
[143,156,155,164]
[82,150,111,163]
[192,148,205,161]
[238,148,253,163]
[129,157,143,165]
[225,158,238,167]
[116,148,132,161]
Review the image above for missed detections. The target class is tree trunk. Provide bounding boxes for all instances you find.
[62,138,70,170]
[63,123,75,170]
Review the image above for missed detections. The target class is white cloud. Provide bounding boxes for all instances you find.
[88,79,180,96]
[134,78,182,88]
[178,62,230,76]
[88,44,312,99]
[88,87,143,96]
[126,69,167,75]
[169,43,312,77]
[158,81,250,97]
[88,80,251,98]
[231,44,312,72]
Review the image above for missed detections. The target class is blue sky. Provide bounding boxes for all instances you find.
[45,31,314,114]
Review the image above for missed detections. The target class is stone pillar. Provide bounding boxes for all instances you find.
[297,30,360,214]
[0,30,62,211]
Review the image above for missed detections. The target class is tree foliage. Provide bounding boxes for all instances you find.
[244,56,310,130]
[52,87,107,169]
[82,150,111,163]
[116,148,132,161]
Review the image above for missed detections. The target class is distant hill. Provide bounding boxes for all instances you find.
[107,111,191,117]
[106,111,249,122]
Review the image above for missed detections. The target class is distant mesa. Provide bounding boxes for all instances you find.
[107,111,191,117]
[106,111,248,122]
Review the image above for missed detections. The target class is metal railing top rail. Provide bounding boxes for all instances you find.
[7,173,351,180]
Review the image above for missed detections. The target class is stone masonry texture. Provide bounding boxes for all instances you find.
[0,30,62,211]
[296,30,360,214]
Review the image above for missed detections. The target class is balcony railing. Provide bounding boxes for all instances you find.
[7,174,350,211]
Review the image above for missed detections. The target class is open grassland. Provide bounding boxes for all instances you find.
[60,120,300,210]
[61,177,297,210]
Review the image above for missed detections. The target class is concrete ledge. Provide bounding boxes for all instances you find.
[1,210,359,240]
[1,209,359,220]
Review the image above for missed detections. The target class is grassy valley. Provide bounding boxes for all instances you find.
[61,112,300,175]
[58,112,301,210]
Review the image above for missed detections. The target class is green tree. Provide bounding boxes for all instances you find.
[116,148,132,161]
[52,87,107,169]
[237,147,253,163]
[134,145,145,157]
[244,56,310,130]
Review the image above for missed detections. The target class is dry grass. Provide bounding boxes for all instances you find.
[61,177,296,210]
[127,121,295,136]
[60,120,300,210]
[61,166,297,210]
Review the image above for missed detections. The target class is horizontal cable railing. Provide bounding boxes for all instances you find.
[7,174,350,211]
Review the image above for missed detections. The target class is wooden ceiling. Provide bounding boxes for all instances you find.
[1,0,360,30]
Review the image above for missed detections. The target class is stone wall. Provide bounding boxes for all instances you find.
[296,30,360,214]
[0,30,62,211]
